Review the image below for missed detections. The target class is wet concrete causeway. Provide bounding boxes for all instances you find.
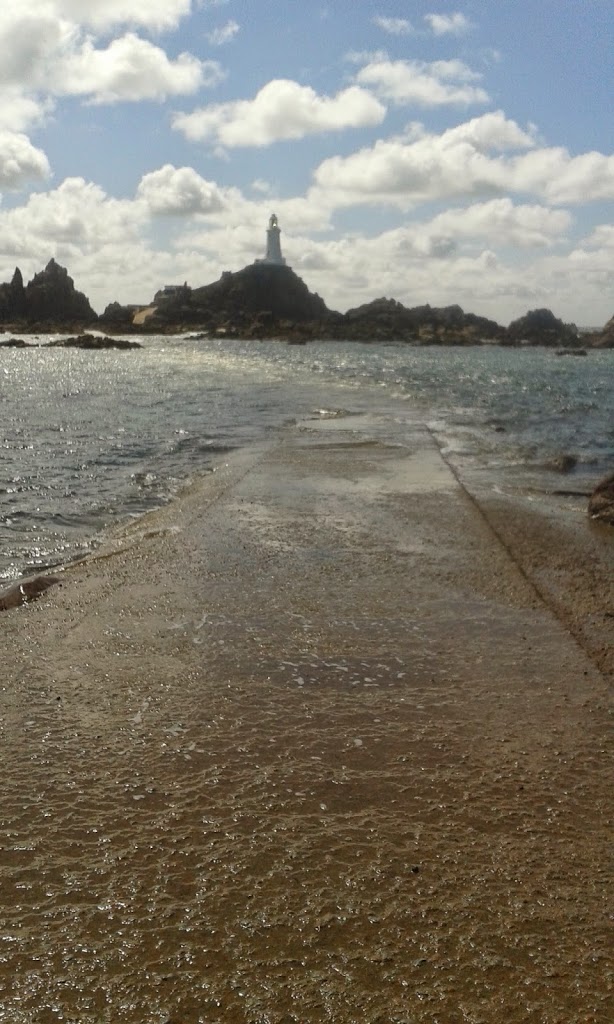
[0,417,611,1023]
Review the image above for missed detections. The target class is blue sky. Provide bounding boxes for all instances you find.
[0,1,612,325]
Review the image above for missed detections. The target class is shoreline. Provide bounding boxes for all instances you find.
[1,415,611,1021]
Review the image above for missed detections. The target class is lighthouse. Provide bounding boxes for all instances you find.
[255,213,287,266]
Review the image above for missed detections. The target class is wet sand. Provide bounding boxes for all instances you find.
[0,414,612,1023]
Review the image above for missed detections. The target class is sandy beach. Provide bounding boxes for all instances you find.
[0,412,612,1023]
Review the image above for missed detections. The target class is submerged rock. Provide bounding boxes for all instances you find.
[588,473,614,525]
[47,333,142,349]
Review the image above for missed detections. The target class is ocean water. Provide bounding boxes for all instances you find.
[1,335,612,580]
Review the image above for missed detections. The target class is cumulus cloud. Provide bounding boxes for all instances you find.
[173,79,386,147]
[425,12,471,36]
[373,16,413,36]
[0,89,52,133]
[52,33,211,103]
[0,130,50,190]
[0,6,215,104]
[312,113,526,205]
[52,0,193,32]
[355,58,489,107]
[0,177,143,245]
[312,111,614,208]
[137,164,227,215]
[207,20,240,45]
[417,199,571,249]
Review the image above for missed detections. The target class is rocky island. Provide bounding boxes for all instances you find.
[0,218,612,347]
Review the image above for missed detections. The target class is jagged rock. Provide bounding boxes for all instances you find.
[588,473,614,525]
[506,308,579,347]
[25,259,97,325]
[47,333,142,350]
[0,267,27,320]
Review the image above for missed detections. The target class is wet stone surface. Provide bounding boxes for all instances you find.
[0,424,611,1023]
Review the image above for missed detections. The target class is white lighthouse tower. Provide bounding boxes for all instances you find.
[255,213,287,266]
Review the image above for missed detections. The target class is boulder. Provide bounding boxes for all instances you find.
[588,473,614,525]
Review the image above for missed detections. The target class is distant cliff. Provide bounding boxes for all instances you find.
[0,259,96,327]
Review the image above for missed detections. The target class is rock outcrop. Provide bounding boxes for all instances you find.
[588,473,614,525]
[583,315,614,349]
[25,259,97,324]
[334,298,503,344]
[145,263,332,335]
[505,308,579,347]
[0,260,97,327]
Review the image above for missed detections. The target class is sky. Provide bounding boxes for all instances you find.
[0,1,612,326]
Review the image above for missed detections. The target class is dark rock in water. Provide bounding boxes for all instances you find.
[506,308,579,347]
[47,333,142,350]
[0,337,33,347]
[588,473,614,525]
[555,348,587,356]
[0,574,61,611]
[549,454,578,474]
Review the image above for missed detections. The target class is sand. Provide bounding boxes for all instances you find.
[0,413,612,1023]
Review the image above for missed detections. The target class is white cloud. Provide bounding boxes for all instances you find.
[416,199,571,249]
[0,89,52,132]
[0,7,218,105]
[0,8,77,88]
[207,19,240,45]
[53,1,193,32]
[312,112,614,208]
[373,16,413,36]
[355,58,489,107]
[137,164,227,215]
[580,224,614,249]
[425,12,471,36]
[54,33,211,103]
[0,130,50,190]
[312,113,527,206]
[173,79,386,147]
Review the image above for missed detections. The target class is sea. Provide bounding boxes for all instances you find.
[1,334,612,581]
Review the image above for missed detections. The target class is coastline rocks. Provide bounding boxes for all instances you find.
[583,314,614,349]
[506,308,579,347]
[338,298,503,344]
[0,574,61,612]
[588,473,614,525]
